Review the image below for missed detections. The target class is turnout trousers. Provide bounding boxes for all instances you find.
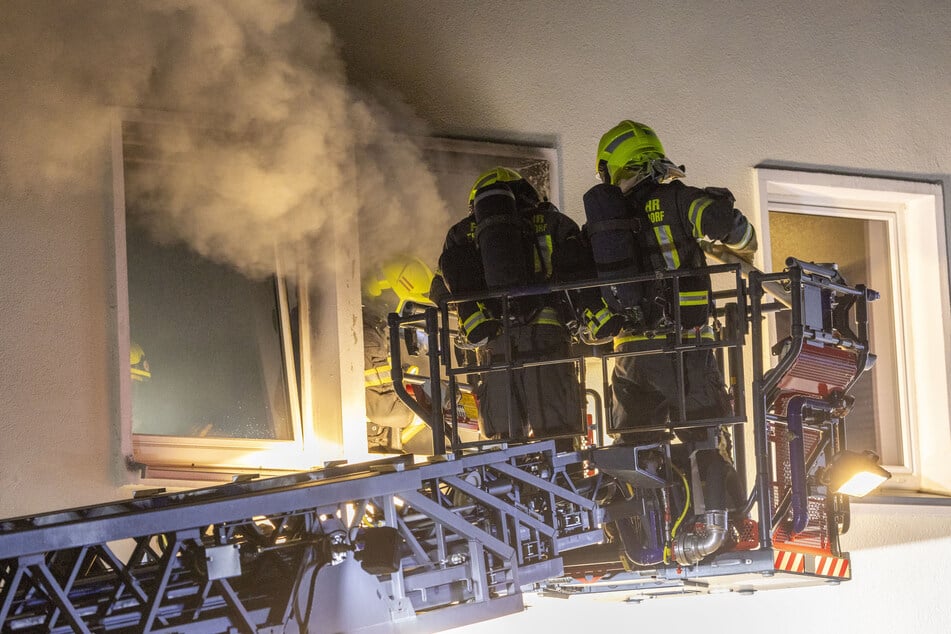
[476,323,582,442]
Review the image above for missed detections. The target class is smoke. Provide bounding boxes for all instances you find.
[0,0,450,280]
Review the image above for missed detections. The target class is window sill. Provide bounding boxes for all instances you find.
[852,490,951,507]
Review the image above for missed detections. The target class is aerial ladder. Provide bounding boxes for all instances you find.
[0,258,882,632]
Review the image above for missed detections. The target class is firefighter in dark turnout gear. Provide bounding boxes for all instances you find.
[434,167,622,448]
[584,121,755,510]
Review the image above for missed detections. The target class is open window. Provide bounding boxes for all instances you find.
[113,110,559,482]
[114,112,313,479]
[756,168,950,496]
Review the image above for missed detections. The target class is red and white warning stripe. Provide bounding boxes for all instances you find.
[814,555,851,578]
[773,549,805,573]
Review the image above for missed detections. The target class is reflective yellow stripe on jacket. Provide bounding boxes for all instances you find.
[365,360,418,387]
[583,303,615,336]
[614,324,716,347]
[531,306,562,327]
[462,307,492,338]
[679,290,709,307]
[533,233,554,278]
[364,363,392,388]
[688,197,716,239]
[653,225,681,270]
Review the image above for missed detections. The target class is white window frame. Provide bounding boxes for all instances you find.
[113,110,324,480]
[755,168,950,495]
[113,110,561,483]
[417,137,561,209]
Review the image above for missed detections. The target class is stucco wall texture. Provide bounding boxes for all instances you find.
[317,0,949,223]
[317,3,951,631]
[1,1,949,631]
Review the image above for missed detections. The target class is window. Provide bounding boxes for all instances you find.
[113,110,559,481]
[126,226,298,442]
[114,112,313,479]
[756,169,950,495]
[414,138,559,211]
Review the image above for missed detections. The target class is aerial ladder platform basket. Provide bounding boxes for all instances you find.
[0,257,880,631]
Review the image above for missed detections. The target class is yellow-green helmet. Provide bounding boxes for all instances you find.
[596,120,668,185]
[365,256,435,312]
[468,167,540,212]
[130,341,151,382]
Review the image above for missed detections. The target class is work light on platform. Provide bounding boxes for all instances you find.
[823,450,891,497]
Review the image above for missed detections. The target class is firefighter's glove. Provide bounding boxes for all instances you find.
[583,302,626,342]
[466,319,502,346]
[460,308,502,346]
[465,319,502,346]
[725,223,758,265]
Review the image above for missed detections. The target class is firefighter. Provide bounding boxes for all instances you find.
[130,341,151,382]
[434,167,623,450]
[584,120,755,510]
[363,256,435,453]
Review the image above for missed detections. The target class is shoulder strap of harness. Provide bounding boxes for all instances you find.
[586,217,642,236]
[473,214,532,244]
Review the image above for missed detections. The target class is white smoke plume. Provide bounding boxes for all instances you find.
[0,0,450,280]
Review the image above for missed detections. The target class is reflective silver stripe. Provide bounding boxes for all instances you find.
[653,225,681,269]
[679,290,709,306]
[473,186,516,206]
[474,173,500,190]
[532,307,562,326]
[615,325,715,346]
[725,223,754,249]
[366,363,418,387]
[535,234,553,277]
[614,332,655,346]
[604,130,636,153]
[585,306,614,327]
[688,197,714,238]
[365,364,392,387]
[462,310,489,334]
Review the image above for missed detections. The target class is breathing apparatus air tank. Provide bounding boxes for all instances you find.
[472,182,534,291]
[582,183,645,315]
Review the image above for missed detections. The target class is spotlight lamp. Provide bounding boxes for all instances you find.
[820,450,892,497]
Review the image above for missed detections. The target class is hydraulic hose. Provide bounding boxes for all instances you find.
[785,396,833,535]
[664,465,691,564]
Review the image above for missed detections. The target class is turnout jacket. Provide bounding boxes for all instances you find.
[435,201,595,329]
[584,180,753,329]
[434,201,591,439]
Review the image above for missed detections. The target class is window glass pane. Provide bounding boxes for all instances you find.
[769,211,903,465]
[125,175,295,441]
